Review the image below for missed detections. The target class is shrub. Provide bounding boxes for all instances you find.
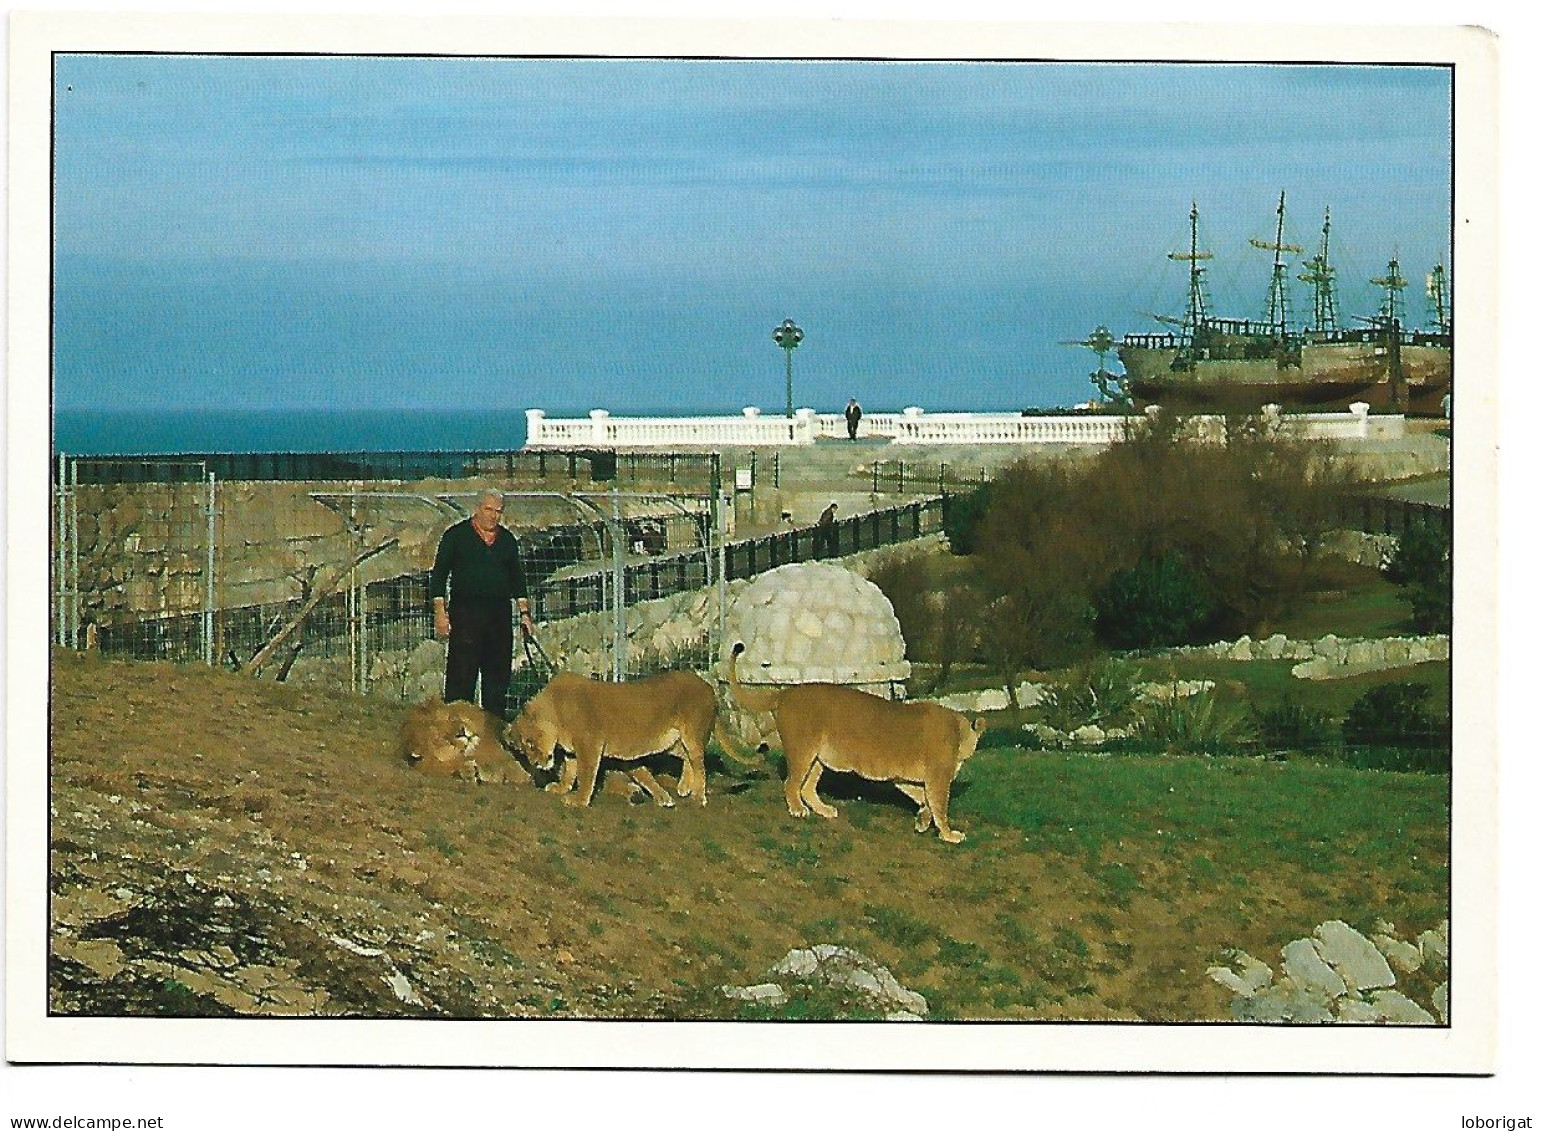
[1342,682,1448,749]
[1036,658,1143,731]
[1252,698,1338,751]
[1383,522,1449,586]
[1093,555,1216,649]
[1383,522,1452,634]
[942,484,994,555]
[1131,686,1257,756]
[867,553,984,694]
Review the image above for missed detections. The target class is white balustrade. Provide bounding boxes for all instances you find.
[524,404,1395,449]
[524,407,816,448]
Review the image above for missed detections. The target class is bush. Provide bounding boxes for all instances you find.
[1342,682,1448,748]
[1383,522,1449,586]
[1383,522,1452,634]
[1252,698,1338,751]
[1036,658,1143,731]
[867,553,983,694]
[1131,686,1257,756]
[942,484,994,556]
[1093,555,1216,650]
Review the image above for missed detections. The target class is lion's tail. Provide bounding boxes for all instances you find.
[724,641,785,715]
[710,717,762,767]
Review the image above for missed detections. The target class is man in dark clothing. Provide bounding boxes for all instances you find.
[816,501,838,558]
[844,398,862,440]
[430,490,533,720]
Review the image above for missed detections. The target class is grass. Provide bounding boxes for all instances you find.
[1268,563,1414,640]
[955,747,1447,906]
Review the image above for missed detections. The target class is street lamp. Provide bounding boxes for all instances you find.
[772,318,804,418]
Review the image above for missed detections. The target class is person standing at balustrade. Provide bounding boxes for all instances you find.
[431,489,534,720]
[844,398,863,440]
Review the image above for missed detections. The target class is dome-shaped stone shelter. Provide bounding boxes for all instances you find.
[717,562,910,748]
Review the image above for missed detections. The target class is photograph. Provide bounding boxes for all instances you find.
[6,8,1502,1090]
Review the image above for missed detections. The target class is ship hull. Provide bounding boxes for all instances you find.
[1118,341,1451,416]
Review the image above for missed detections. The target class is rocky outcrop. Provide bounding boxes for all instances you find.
[1209,919,1448,1024]
[721,945,928,1020]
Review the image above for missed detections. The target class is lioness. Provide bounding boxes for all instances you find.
[399,699,533,785]
[505,670,743,808]
[727,642,985,843]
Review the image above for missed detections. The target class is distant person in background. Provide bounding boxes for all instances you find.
[844,398,863,440]
[816,501,838,558]
[431,489,534,720]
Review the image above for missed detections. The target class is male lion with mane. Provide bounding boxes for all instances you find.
[727,641,985,843]
[399,699,533,785]
[505,670,750,808]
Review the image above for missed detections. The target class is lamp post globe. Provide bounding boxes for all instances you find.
[772,318,804,418]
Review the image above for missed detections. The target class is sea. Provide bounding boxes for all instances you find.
[54,408,548,456]
[53,404,806,456]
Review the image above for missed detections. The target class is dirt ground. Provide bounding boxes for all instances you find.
[43,651,1444,1024]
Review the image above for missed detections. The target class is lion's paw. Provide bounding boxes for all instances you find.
[938,829,965,844]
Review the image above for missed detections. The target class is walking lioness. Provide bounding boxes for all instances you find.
[505,670,746,808]
[726,642,986,842]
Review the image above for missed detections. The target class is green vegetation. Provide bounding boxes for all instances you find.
[1384,521,1453,634]
[1036,658,1143,731]
[1094,555,1216,650]
[873,411,1386,706]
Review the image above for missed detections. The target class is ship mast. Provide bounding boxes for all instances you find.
[1426,262,1451,335]
[1250,190,1303,338]
[1168,201,1213,364]
[1373,256,1408,326]
[1297,206,1340,334]
[1371,256,1409,408]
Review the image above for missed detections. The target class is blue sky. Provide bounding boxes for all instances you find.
[53,55,1452,418]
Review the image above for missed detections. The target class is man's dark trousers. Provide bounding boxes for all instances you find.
[444,597,513,719]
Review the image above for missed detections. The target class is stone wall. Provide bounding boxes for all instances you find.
[1166,632,1450,680]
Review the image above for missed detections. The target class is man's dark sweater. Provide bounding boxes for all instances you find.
[430,520,528,605]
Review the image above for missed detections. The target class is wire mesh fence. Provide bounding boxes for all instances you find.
[53,455,737,704]
[54,458,216,663]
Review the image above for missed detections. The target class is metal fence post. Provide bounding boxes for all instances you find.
[69,457,81,649]
[611,483,626,682]
[203,470,217,666]
[55,454,67,648]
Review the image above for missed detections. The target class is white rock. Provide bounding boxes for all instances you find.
[385,970,424,1007]
[1433,982,1449,1024]
[1336,997,1381,1023]
[1372,934,1423,974]
[1370,990,1437,1025]
[1314,920,1396,992]
[721,983,789,1006]
[1281,938,1347,999]
[1226,951,1274,994]
[1417,927,1449,973]
[772,948,819,979]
